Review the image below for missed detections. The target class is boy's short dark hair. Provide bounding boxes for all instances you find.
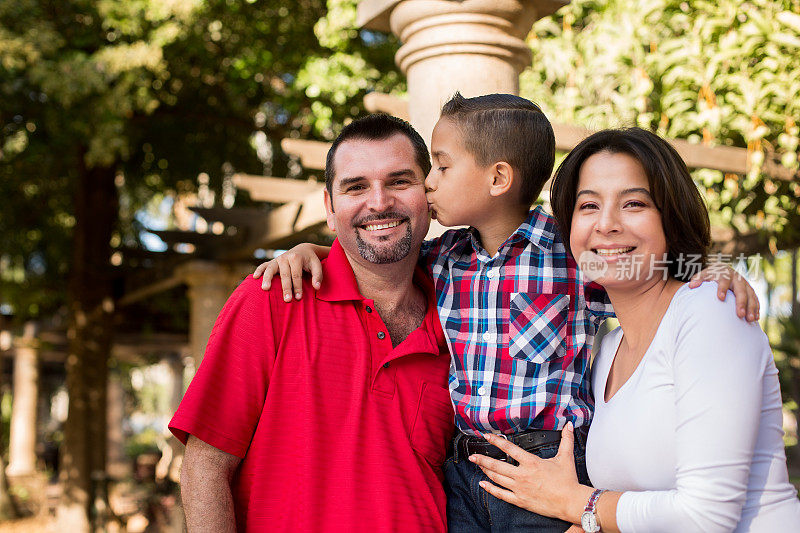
[325,113,431,196]
[440,92,555,206]
[549,128,711,281]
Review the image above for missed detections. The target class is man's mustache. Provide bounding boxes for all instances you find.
[352,211,409,227]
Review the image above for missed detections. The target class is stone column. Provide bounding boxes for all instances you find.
[177,261,251,368]
[7,322,39,477]
[358,0,568,143]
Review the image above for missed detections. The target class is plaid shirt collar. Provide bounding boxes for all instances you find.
[443,205,557,258]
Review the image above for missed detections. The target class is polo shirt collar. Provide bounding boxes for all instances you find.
[315,239,363,302]
[315,239,446,350]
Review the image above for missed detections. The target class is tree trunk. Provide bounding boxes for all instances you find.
[791,249,800,459]
[57,161,118,532]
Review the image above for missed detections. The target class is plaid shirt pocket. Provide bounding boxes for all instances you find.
[508,293,570,364]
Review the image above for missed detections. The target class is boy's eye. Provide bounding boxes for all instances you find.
[438,166,447,172]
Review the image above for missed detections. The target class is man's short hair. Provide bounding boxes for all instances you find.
[325,114,431,196]
[440,92,555,206]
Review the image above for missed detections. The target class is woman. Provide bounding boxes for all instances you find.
[470,128,800,532]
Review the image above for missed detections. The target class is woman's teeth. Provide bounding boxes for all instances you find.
[594,247,635,256]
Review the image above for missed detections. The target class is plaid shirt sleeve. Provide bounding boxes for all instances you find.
[584,280,615,322]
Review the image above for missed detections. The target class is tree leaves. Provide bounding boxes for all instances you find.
[523,0,800,254]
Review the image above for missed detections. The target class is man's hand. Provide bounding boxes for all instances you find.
[689,264,760,322]
[252,243,329,302]
[181,435,241,533]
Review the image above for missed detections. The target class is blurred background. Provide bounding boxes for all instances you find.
[1,0,799,531]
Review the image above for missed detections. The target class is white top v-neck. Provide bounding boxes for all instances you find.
[586,283,800,532]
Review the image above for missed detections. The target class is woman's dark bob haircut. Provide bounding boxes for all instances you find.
[550,127,711,282]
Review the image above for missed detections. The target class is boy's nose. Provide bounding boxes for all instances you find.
[424,171,436,191]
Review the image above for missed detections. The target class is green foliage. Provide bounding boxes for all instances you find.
[0,0,401,323]
[522,0,800,253]
[0,0,334,321]
[294,0,404,138]
[124,427,161,458]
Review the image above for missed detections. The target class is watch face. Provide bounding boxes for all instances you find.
[581,511,598,532]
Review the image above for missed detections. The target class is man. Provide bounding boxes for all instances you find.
[169,114,454,532]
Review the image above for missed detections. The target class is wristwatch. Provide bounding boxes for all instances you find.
[580,488,606,532]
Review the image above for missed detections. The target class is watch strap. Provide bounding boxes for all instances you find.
[581,488,606,532]
[584,488,606,513]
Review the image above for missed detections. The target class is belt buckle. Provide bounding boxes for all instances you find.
[493,433,512,463]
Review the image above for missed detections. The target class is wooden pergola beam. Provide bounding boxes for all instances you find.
[263,92,792,254]
[281,138,330,171]
[362,92,797,179]
[255,188,328,249]
[233,173,324,202]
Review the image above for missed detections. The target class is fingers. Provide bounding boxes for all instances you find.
[279,262,295,302]
[308,257,323,290]
[257,261,280,291]
[253,262,267,279]
[746,283,760,322]
[482,433,533,465]
[728,271,761,322]
[468,453,517,479]
[715,271,732,303]
[478,479,518,506]
[688,271,703,289]
[475,463,515,490]
[729,273,747,319]
[556,422,575,459]
[287,254,306,300]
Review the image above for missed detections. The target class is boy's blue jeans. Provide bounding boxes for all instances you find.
[443,428,591,533]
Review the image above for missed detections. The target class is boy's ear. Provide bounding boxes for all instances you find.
[488,161,515,198]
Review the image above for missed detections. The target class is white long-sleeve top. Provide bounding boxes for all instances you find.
[586,283,800,532]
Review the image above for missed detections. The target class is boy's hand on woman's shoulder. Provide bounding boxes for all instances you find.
[689,264,760,322]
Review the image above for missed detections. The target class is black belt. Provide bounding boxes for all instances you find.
[451,428,564,464]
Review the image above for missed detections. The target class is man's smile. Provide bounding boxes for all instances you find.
[363,220,402,231]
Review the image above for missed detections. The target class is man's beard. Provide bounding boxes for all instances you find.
[353,212,413,264]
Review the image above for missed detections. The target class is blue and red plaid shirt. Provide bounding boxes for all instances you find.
[422,206,613,435]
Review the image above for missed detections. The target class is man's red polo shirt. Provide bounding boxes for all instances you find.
[169,239,454,532]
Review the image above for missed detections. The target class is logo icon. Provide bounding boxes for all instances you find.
[577,250,608,282]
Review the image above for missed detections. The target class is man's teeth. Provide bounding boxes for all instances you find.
[364,221,401,231]
[595,247,635,255]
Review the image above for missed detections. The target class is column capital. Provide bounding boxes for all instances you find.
[357,0,570,143]
[360,0,568,75]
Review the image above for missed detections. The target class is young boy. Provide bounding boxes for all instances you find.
[254,94,758,532]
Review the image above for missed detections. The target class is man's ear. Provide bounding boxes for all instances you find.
[324,189,336,232]
[488,161,515,197]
